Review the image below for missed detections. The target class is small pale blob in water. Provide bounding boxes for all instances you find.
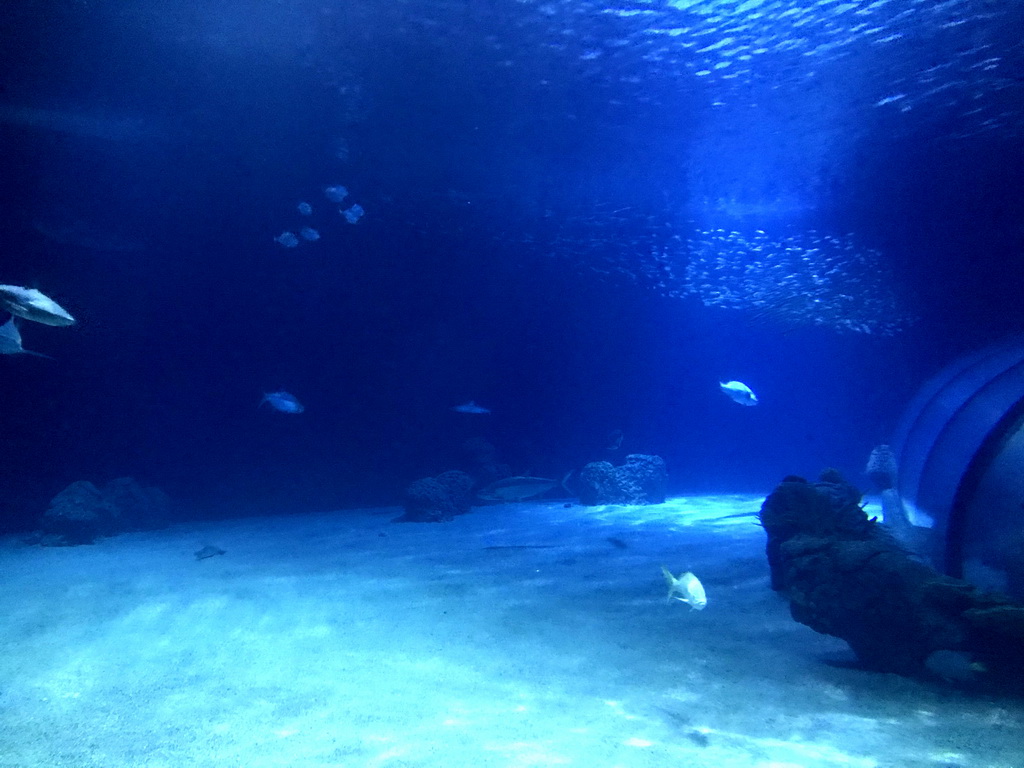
[451,400,490,414]
[300,227,320,241]
[606,428,624,451]
[0,284,75,326]
[297,202,313,215]
[260,391,305,414]
[0,316,53,359]
[332,138,349,162]
[342,203,365,224]
[324,185,348,203]
[274,231,299,248]
[661,566,707,610]
[719,380,758,406]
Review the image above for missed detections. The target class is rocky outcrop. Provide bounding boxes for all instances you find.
[399,470,474,522]
[578,454,667,506]
[761,470,1024,687]
[39,477,171,546]
[461,438,512,486]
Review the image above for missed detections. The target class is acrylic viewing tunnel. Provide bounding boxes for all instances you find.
[894,335,1024,597]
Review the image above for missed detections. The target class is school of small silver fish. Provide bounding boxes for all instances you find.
[682,229,914,335]
[274,185,365,249]
[499,202,913,334]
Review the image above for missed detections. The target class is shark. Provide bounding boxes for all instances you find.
[0,285,75,326]
[0,317,54,360]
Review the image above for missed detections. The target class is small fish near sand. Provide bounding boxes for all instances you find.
[719,380,758,406]
[0,284,75,326]
[451,400,491,414]
[260,391,305,414]
[194,544,226,560]
[0,316,54,360]
[661,566,707,610]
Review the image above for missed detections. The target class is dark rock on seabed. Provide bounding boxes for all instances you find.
[577,454,667,506]
[761,470,1024,689]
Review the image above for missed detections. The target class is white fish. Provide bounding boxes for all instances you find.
[661,566,707,610]
[260,391,305,414]
[300,227,320,241]
[0,285,75,326]
[719,380,758,406]
[274,231,299,248]
[0,316,54,359]
[297,202,313,215]
[451,400,490,414]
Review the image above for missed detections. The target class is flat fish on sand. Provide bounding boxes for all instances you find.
[194,544,226,560]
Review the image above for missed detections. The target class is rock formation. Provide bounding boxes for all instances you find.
[578,454,667,505]
[760,469,1024,688]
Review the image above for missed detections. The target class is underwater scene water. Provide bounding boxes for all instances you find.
[2,0,1024,766]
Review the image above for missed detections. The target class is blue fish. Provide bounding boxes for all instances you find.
[324,185,348,203]
[274,231,299,248]
[451,400,490,414]
[260,391,305,414]
[342,203,365,224]
[719,380,758,406]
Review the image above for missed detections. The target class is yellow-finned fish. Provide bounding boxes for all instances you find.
[661,565,707,610]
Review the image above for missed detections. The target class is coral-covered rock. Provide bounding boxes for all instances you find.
[399,470,474,522]
[619,454,668,504]
[578,454,667,505]
[103,477,171,531]
[40,477,172,546]
[578,461,619,505]
[462,438,512,486]
[761,469,1024,686]
[41,481,118,545]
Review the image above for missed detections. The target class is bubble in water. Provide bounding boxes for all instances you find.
[342,204,365,224]
[324,185,349,203]
[274,231,299,248]
[297,202,313,216]
[300,227,320,241]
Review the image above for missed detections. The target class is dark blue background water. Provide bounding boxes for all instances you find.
[1,0,1022,531]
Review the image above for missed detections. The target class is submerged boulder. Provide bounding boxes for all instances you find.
[578,454,667,506]
[40,481,118,545]
[103,476,171,531]
[761,470,1024,687]
[399,470,474,522]
[40,477,171,546]
[461,437,512,486]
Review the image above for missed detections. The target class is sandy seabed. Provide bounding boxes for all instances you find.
[1,496,1022,768]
